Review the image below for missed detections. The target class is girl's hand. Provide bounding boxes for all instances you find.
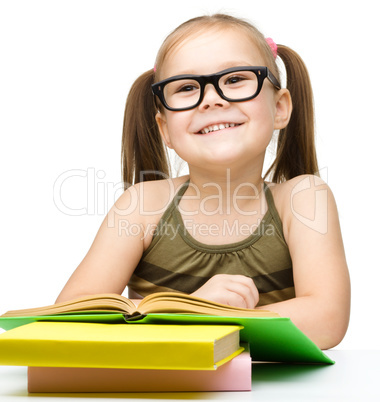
[191,274,259,309]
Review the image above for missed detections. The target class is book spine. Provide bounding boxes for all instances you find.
[1,338,217,370]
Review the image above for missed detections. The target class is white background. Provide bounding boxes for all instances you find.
[0,0,378,350]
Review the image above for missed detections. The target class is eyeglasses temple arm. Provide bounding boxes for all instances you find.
[267,69,281,90]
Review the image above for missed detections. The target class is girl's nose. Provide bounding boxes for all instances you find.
[198,83,230,110]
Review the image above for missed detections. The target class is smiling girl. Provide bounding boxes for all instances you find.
[56,14,350,349]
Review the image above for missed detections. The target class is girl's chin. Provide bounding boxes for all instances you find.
[190,151,253,169]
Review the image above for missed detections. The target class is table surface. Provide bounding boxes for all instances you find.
[0,350,379,402]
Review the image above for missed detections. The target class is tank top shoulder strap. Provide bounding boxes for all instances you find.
[173,179,190,205]
[155,179,190,228]
[263,182,284,235]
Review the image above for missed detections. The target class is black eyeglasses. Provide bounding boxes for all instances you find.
[151,66,281,112]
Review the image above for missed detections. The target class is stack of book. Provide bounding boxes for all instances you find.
[0,292,334,393]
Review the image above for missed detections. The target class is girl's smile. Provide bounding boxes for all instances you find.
[197,122,242,135]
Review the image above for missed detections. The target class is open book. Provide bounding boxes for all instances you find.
[0,292,334,364]
[1,292,278,319]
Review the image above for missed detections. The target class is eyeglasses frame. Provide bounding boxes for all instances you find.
[151,66,281,112]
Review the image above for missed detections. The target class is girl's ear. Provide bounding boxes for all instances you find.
[155,111,173,149]
[274,89,292,130]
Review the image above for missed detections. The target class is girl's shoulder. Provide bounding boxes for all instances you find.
[117,176,189,250]
[268,173,328,202]
[268,174,331,239]
[113,175,189,224]
[133,175,190,215]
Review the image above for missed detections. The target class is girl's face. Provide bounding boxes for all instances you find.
[156,28,290,175]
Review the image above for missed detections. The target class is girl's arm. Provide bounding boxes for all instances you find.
[257,175,351,349]
[191,175,350,350]
[55,184,146,304]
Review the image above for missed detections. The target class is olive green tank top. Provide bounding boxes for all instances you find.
[128,181,295,306]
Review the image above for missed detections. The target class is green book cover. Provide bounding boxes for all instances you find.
[139,314,334,364]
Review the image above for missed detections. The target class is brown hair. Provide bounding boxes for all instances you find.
[266,45,319,182]
[121,69,170,188]
[121,14,318,188]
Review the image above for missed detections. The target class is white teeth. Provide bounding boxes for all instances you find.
[200,123,238,134]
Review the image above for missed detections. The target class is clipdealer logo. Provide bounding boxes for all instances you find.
[53,168,329,235]
[53,168,124,216]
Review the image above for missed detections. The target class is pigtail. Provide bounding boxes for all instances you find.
[121,69,170,189]
[266,45,319,183]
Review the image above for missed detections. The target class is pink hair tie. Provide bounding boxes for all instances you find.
[266,37,277,59]
[153,64,157,73]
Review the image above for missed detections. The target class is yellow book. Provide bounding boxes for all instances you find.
[0,322,243,370]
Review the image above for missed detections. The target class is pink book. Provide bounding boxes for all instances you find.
[28,344,251,393]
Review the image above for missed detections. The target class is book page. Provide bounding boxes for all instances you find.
[1,294,137,317]
[138,292,278,318]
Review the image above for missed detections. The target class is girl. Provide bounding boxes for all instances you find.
[56,14,350,349]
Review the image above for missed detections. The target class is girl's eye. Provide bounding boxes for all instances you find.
[224,75,247,85]
[175,82,200,93]
[165,80,200,100]
[178,85,197,92]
